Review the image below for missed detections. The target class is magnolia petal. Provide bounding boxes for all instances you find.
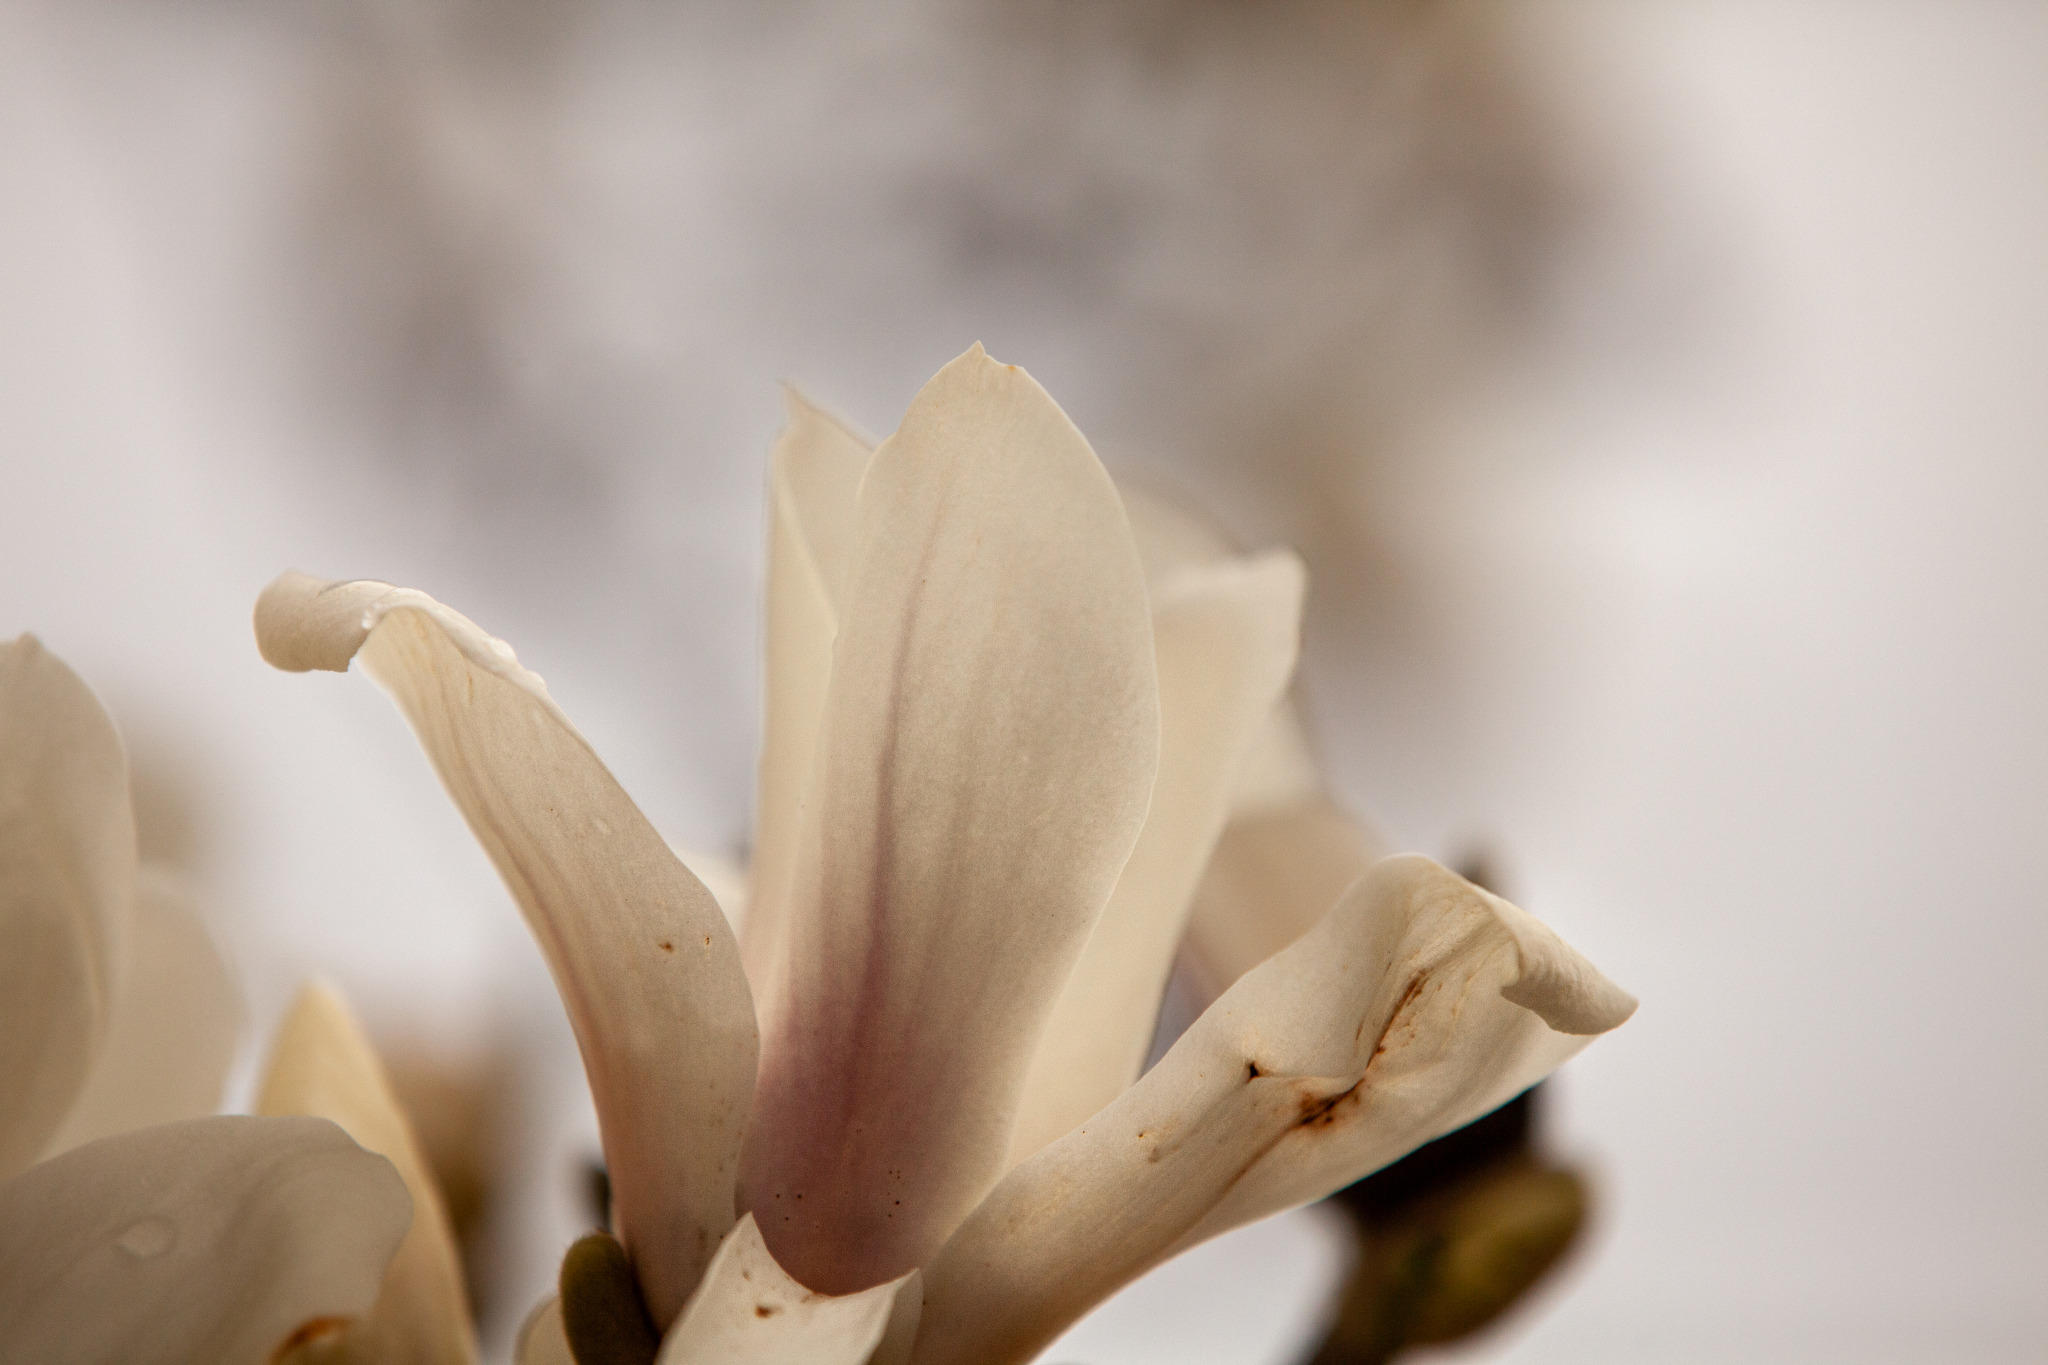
[656,1215,914,1365]
[1005,551,1306,1167]
[1183,640,1384,996]
[744,392,871,1001]
[1118,484,1390,993]
[672,845,751,935]
[44,866,241,1155]
[1119,481,1236,583]
[868,1276,925,1365]
[743,347,1161,1293]
[913,856,1634,1365]
[0,1114,410,1364]
[257,982,477,1364]
[1184,795,1383,995]
[514,1298,573,1365]
[0,635,135,1180]
[254,573,758,1325]
[1221,686,1327,817]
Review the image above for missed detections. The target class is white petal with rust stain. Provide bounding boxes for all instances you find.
[0,635,136,1180]
[259,982,477,1364]
[45,866,240,1155]
[255,574,758,1326]
[742,347,1161,1294]
[1006,550,1305,1166]
[0,1114,410,1365]
[913,855,1635,1365]
[657,1215,915,1365]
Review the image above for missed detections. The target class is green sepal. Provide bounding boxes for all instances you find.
[560,1231,662,1365]
[1312,1159,1587,1365]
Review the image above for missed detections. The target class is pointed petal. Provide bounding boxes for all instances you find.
[743,347,1161,1293]
[1006,551,1306,1167]
[744,390,870,998]
[254,574,758,1325]
[0,635,135,1180]
[43,866,241,1155]
[0,1114,410,1364]
[257,982,477,1363]
[515,1298,574,1365]
[656,1215,915,1365]
[913,856,1634,1365]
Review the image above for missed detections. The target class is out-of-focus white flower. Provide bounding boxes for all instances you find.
[255,979,482,1365]
[0,638,417,1363]
[258,346,1634,1365]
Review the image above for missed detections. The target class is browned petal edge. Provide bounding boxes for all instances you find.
[270,1315,352,1361]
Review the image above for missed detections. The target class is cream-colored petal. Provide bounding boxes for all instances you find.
[43,865,241,1155]
[1220,685,1328,817]
[672,844,751,935]
[1183,794,1384,996]
[514,1298,573,1365]
[1056,478,1374,975]
[913,856,1634,1365]
[743,347,1161,1294]
[1119,481,1236,582]
[744,391,872,1002]
[1005,551,1306,1167]
[657,1215,914,1365]
[255,574,758,1326]
[868,1277,925,1365]
[1117,484,1388,993]
[0,1114,410,1364]
[0,635,135,1180]
[257,981,476,1364]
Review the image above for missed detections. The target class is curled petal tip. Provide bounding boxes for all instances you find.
[260,572,757,1322]
[255,572,380,673]
[1465,872,1635,1036]
[1503,971,1638,1037]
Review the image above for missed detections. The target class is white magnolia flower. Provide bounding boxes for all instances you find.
[257,346,1635,1365]
[0,637,417,1362]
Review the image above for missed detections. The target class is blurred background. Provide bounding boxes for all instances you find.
[1,1,2043,1361]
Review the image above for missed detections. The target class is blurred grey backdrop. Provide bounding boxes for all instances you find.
[0,2,2042,1362]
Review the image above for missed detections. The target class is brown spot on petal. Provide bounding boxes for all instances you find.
[658,941,674,952]
[1246,1060,1264,1081]
[755,1303,780,1318]
[1296,1079,1365,1130]
[1370,972,1432,1066]
[271,1317,350,1360]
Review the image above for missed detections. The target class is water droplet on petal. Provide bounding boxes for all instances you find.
[117,1217,175,1259]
